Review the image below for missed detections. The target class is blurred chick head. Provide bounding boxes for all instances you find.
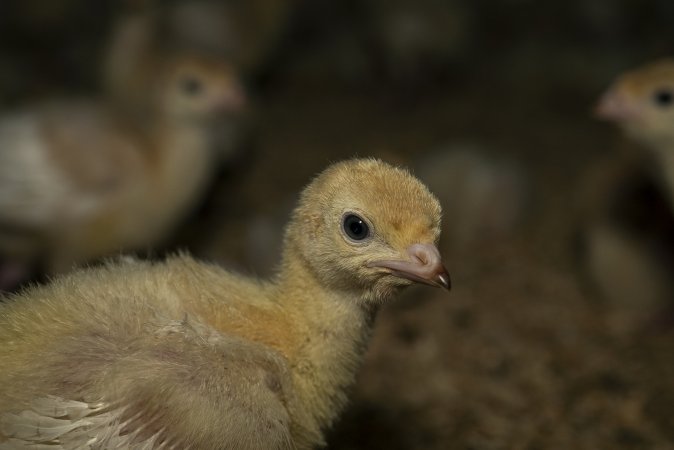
[596,59,674,147]
[156,54,246,120]
[284,158,449,304]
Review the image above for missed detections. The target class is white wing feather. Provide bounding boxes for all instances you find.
[0,396,164,449]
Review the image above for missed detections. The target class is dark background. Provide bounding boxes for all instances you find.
[1,1,673,448]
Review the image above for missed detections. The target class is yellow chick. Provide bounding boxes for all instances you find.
[0,159,449,449]
[596,58,674,204]
[0,53,246,285]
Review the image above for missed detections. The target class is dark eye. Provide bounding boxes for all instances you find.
[343,214,370,241]
[181,76,203,96]
[653,89,672,107]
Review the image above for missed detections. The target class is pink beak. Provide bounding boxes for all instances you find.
[594,89,640,122]
[214,84,247,112]
[367,243,451,290]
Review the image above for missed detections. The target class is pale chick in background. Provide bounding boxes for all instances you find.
[414,145,527,251]
[0,54,246,287]
[101,8,237,113]
[0,159,450,449]
[596,58,674,206]
[102,5,254,180]
[580,59,674,318]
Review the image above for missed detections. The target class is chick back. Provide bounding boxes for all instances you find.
[0,256,296,449]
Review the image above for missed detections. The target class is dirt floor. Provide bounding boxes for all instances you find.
[1,1,674,448]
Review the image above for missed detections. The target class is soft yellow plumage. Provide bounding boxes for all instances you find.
[0,159,449,449]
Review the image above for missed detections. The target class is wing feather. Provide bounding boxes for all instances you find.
[0,317,297,449]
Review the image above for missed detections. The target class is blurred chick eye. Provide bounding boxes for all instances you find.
[181,76,203,96]
[343,214,370,241]
[653,89,672,107]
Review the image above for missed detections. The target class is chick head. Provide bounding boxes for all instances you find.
[596,59,674,148]
[156,54,246,120]
[284,158,449,305]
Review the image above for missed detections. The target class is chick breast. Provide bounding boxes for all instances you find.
[0,112,74,228]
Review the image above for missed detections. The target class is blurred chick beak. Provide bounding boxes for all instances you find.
[594,89,639,122]
[215,84,247,113]
[367,243,451,290]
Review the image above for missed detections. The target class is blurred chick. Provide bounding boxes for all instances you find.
[596,58,674,205]
[0,159,450,449]
[578,158,674,317]
[103,0,295,100]
[415,144,528,251]
[580,59,674,319]
[102,5,254,169]
[0,53,246,288]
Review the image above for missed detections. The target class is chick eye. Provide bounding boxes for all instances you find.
[343,214,370,241]
[181,76,203,96]
[653,89,672,107]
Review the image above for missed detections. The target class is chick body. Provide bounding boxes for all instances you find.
[0,55,245,278]
[583,59,674,315]
[0,159,449,449]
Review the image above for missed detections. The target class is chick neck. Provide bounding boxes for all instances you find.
[641,136,674,209]
[657,150,674,209]
[140,109,218,232]
[273,244,378,441]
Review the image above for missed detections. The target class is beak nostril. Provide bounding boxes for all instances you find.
[415,254,428,265]
[409,246,431,266]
